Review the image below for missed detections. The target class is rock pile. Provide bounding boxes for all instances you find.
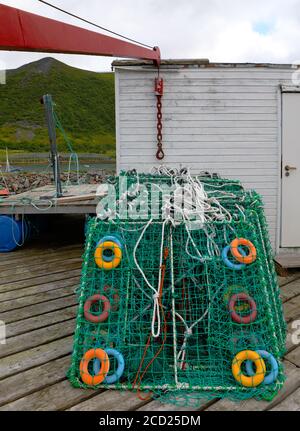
[0,172,111,194]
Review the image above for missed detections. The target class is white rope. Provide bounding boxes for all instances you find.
[133,217,169,338]
[66,152,80,186]
[138,167,242,265]
[133,218,155,292]
[132,218,161,337]
[11,212,26,247]
[30,199,53,211]
[151,218,169,338]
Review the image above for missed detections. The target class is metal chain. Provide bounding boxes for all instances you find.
[155,77,164,160]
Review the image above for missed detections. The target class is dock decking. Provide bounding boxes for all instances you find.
[0,234,299,411]
[0,184,100,215]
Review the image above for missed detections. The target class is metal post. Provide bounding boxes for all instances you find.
[42,94,63,198]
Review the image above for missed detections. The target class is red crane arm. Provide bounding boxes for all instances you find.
[0,3,161,65]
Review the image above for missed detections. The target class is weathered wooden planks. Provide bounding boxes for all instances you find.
[0,336,74,379]
[205,361,300,411]
[270,387,300,411]
[5,305,77,338]
[285,346,300,367]
[0,243,82,263]
[0,294,77,324]
[0,268,82,293]
[283,295,300,323]
[0,258,82,284]
[68,390,149,412]
[278,271,300,287]
[0,380,102,411]
[280,279,300,303]
[0,276,80,303]
[0,247,82,272]
[0,356,70,407]
[275,254,300,270]
[0,319,75,359]
[0,184,100,216]
[0,285,77,313]
[0,240,299,412]
[0,257,81,282]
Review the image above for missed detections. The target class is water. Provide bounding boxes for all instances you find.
[12,161,116,174]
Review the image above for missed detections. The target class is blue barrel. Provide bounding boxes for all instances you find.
[0,216,30,252]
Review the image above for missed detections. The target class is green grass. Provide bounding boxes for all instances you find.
[0,149,23,155]
[0,58,116,157]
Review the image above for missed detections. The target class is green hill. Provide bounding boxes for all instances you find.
[0,57,115,157]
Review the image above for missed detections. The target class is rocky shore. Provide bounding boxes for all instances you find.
[0,172,109,194]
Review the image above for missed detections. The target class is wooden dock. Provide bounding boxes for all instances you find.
[275,253,300,272]
[0,184,101,215]
[0,236,299,411]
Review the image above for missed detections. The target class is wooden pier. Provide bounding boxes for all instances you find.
[0,226,299,411]
[0,184,101,215]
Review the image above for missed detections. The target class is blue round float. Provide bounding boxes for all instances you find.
[245,349,278,385]
[94,347,125,384]
[222,245,246,270]
[0,216,29,252]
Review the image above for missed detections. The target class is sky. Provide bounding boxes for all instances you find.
[1,0,300,72]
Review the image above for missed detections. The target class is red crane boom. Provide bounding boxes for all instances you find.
[0,3,164,163]
[0,3,161,65]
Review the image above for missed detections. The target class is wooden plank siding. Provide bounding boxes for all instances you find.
[115,65,295,248]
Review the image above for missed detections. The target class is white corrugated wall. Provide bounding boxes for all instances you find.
[115,65,293,249]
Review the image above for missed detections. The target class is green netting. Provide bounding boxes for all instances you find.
[68,169,286,407]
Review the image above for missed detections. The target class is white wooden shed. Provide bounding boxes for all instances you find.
[112,59,300,263]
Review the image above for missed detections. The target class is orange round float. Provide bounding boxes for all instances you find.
[80,348,110,386]
[230,238,257,265]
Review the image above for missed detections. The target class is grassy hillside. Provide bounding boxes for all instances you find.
[0,57,115,157]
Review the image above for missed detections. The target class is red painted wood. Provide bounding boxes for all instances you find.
[0,4,160,64]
